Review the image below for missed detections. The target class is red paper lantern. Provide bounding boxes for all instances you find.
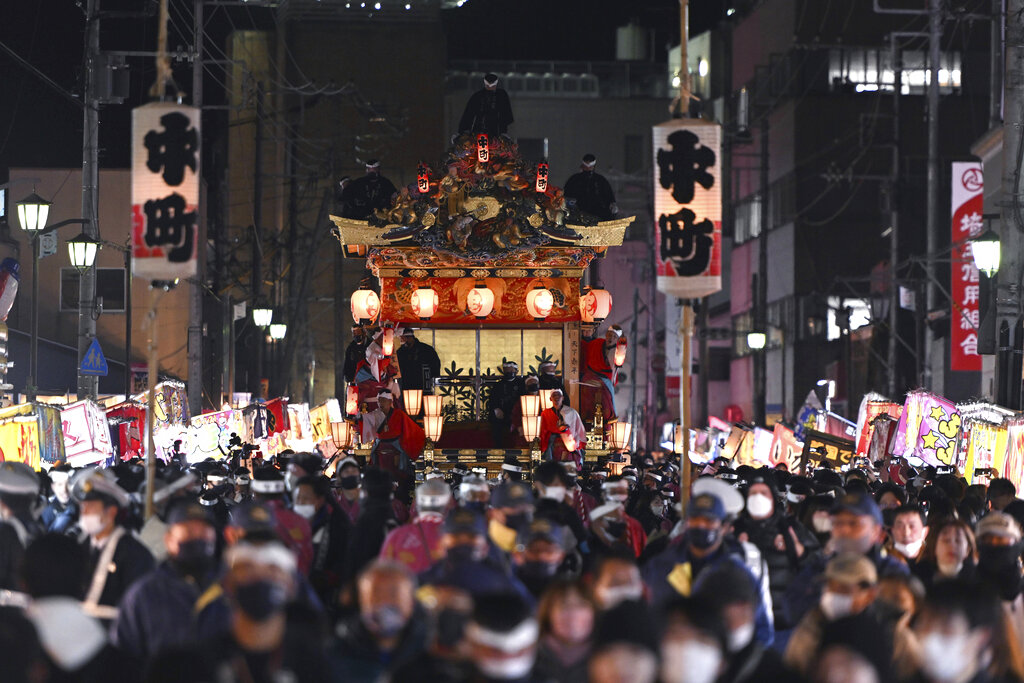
[416,163,430,194]
[477,133,489,163]
[467,282,496,319]
[525,286,554,320]
[535,161,549,193]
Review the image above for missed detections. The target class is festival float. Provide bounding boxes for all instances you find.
[332,133,635,476]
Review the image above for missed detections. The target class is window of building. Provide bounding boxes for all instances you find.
[60,267,126,312]
[707,347,731,381]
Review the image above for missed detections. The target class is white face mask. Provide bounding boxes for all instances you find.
[293,504,317,520]
[919,633,976,682]
[812,516,833,534]
[727,621,755,652]
[894,539,924,559]
[285,472,299,492]
[746,493,774,519]
[540,486,566,502]
[79,512,106,538]
[599,583,644,608]
[606,493,628,504]
[820,591,855,621]
[661,640,722,683]
[476,651,536,680]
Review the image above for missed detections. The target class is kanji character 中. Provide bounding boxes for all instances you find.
[144,112,198,186]
[656,129,716,204]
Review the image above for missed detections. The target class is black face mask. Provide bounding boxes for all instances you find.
[979,543,1022,570]
[233,580,288,622]
[463,501,486,514]
[518,560,558,580]
[504,512,531,531]
[686,527,720,550]
[605,520,627,538]
[172,539,215,577]
[436,608,467,644]
[339,475,360,490]
[447,544,478,564]
[503,371,515,379]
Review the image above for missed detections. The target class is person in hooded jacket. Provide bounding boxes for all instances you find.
[344,468,399,584]
[732,475,819,634]
[294,475,350,604]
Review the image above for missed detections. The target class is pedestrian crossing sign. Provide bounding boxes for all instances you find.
[80,338,108,376]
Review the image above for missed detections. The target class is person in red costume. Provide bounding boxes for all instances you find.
[539,389,587,469]
[360,390,425,489]
[580,324,623,426]
[353,327,401,409]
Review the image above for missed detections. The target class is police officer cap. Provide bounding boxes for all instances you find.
[515,518,566,549]
[416,479,452,510]
[47,464,73,484]
[0,462,39,496]
[71,467,130,508]
[229,502,278,538]
[166,498,214,526]
[491,480,534,508]
[483,73,499,86]
[251,466,286,495]
[686,492,728,522]
[443,508,487,536]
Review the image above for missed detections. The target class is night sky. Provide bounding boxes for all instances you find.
[0,0,724,172]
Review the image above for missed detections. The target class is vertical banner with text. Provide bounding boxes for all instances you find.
[653,119,722,299]
[951,161,983,372]
[131,102,200,280]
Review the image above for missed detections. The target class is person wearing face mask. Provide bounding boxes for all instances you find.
[597,477,646,552]
[489,360,525,448]
[466,593,542,683]
[512,519,570,598]
[587,500,646,563]
[112,500,221,667]
[587,600,660,683]
[693,564,796,682]
[231,467,252,505]
[0,462,43,590]
[800,494,837,547]
[643,492,775,647]
[533,580,595,683]
[733,476,819,637]
[285,453,323,497]
[41,465,77,534]
[532,461,587,548]
[331,561,428,681]
[537,359,567,398]
[912,518,978,588]
[785,492,909,631]
[658,596,729,683]
[344,468,399,584]
[487,481,535,554]
[591,552,645,610]
[459,473,491,514]
[785,553,920,679]
[334,457,364,523]
[975,512,1024,648]
[251,466,313,577]
[70,467,155,618]
[913,578,1024,683]
[886,505,928,566]
[149,540,330,682]
[380,479,450,574]
[293,475,349,603]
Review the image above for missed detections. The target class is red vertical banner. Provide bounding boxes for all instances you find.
[950,162,984,372]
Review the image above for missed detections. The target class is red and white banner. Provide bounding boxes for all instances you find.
[131,102,200,280]
[653,119,722,298]
[950,162,983,372]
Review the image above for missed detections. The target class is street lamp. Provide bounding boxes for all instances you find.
[746,330,767,350]
[252,306,273,328]
[16,193,50,234]
[268,323,287,341]
[970,229,1001,278]
[67,232,99,274]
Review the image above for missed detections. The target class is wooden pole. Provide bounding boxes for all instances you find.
[680,303,693,506]
[143,287,164,520]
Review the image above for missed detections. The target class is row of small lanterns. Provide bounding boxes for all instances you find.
[332,385,446,451]
[351,282,613,323]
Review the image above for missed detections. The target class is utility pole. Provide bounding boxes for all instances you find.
[78,0,101,401]
[187,0,204,414]
[754,116,769,426]
[998,0,1024,407]
[923,0,941,389]
[888,45,902,398]
[253,82,264,398]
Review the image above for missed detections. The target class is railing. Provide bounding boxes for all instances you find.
[447,60,673,99]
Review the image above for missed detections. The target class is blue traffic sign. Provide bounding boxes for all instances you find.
[80,338,108,376]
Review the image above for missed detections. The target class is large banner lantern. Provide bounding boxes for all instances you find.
[653,119,722,298]
[950,161,983,372]
[131,102,200,280]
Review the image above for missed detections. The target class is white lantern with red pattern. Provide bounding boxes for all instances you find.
[467,282,496,319]
[525,286,554,320]
[410,287,439,320]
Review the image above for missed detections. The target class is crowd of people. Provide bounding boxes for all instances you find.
[2,449,1023,683]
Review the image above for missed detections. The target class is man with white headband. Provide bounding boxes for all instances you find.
[379,479,451,573]
[538,388,587,469]
[41,464,77,533]
[340,158,398,221]
[466,593,539,681]
[359,389,426,489]
[563,153,618,221]
[581,324,624,426]
[458,72,514,137]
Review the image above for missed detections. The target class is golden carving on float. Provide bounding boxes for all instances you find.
[496,269,528,278]
[464,196,501,221]
[435,269,467,278]
[408,269,429,279]
[528,213,544,228]
[470,269,490,279]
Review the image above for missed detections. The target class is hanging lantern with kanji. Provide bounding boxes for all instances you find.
[467,282,495,319]
[410,287,439,320]
[535,161,549,193]
[525,285,554,320]
[477,133,489,163]
[580,286,613,323]
[416,163,431,194]
[351,286,381,324]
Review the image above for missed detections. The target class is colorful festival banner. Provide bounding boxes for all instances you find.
[963,421,1007,484]
[0,403,66,468]
[800,429,856,471]
[188,409,242,463]
[769,423,803,471]
[61,400,114,467]
[856,401,902,455]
